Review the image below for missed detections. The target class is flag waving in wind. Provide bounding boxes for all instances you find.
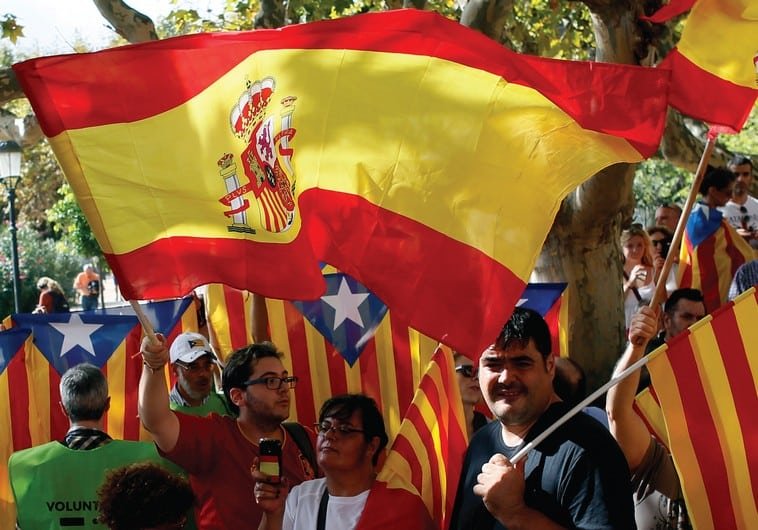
[14,9,669,355]
[642,0,757,130]
[646,288,758,530]
[378,346,468,529]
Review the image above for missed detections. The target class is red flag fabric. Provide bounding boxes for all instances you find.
[678,203,755,312]
[14,9,669,355]
[646,288,758,529]
[643,0,757,130]
[378,347,468,529]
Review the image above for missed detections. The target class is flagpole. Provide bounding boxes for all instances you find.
[129,299,158,342]
[512,134,718,464]
[647,134,717,311]
[511,344,665,464]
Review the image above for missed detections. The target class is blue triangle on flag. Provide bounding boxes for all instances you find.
[292,272,388,367]
[517,283,567,316]
[99,297,193,335]
[12,313,139,375]
[0,328,32,376]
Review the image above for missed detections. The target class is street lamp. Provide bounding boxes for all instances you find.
[0,141,23,313]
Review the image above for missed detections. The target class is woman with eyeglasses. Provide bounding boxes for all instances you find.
[254,394,436,530]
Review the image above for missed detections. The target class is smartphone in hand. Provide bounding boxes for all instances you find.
[259,438,282,483]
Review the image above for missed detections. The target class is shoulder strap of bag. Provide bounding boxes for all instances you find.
[282,421,317,472]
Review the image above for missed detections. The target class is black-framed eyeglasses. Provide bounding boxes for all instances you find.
[314,421,365,437]
[455,365,478,378]
[242,375,298,390]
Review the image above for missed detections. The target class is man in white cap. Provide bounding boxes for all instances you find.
[169,332,231,417]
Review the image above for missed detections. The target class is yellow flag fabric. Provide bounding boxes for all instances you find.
[646,288,758,530]
[14,9,670,355]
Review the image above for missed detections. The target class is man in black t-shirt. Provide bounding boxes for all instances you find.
[449,308,635,530]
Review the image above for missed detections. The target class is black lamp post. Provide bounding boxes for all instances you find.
[0,141,23,314]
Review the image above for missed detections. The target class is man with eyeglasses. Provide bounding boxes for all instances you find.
[168,332,231,417]
[139,338,317,529]
[722,155,758,249]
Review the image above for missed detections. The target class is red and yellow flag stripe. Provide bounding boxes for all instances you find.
[378,346,467,528]
[647,288,758,530]
[14,9,669,355]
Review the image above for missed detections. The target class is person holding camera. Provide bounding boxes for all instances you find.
[73,263,101,311]
[621,226,656,330]
[253,394,436,530]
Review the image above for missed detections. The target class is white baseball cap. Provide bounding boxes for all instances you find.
[169,332,217,365]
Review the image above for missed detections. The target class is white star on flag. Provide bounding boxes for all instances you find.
[321,277,370,330]
[49,313,103,358]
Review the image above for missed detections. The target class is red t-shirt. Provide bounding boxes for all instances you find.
[161,412,316,529]
[356,481,437,530]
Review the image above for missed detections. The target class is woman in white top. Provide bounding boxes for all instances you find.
[621,226,656,329]
[254,394,436,530]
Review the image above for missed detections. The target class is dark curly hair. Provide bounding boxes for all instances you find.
[97,462,194,530]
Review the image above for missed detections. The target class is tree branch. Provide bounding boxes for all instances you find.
[92,0,158,43]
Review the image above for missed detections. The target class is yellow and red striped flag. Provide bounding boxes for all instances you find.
[633,386,669,451]
[0,329,36,530]
[678,203,755,312]
[646,287,758,530]
[378,346,468,529]
[13,10,669,355]
[642,0,757,130]
[202,284,254,361]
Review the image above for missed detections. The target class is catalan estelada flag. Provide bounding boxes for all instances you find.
[378,346,467,529]
[0,329,35,529]
[642,0,757,130]
[678,203,755,312]
[205,276,568,437]
[13,10,669,355]
[646,287,758,530]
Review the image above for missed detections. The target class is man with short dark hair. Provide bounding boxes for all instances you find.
[9,364,166,529]
[450,308,635,530]
[722,155,757,248]
[168,331,230,416]
[139,338,316,529]
[645,288,706,354]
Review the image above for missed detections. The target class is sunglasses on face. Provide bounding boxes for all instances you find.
[455,365,478,378]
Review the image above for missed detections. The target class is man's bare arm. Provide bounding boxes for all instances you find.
[606,307,658,471]
[137,333,180,452]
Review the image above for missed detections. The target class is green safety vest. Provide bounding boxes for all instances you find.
[170,390,232,417]
[9,440,167,529]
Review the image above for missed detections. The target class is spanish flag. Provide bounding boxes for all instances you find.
[646,287,758,530]
[643,0,757,130]
[13,9,669,355]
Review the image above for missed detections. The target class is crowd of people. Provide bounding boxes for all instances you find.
[7,157,756,529]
